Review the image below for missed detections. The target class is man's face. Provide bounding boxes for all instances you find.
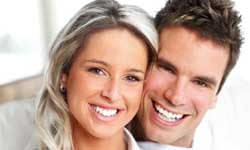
[138,26,229,147]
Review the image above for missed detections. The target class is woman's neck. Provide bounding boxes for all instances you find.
[72,122,127,150]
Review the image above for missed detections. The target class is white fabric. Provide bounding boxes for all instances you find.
[125,128,142,150]
[139,141,192,150]
[0,99,35,150]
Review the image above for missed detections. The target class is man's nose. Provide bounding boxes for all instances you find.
[164,78,187,106]
[101,79,121,103]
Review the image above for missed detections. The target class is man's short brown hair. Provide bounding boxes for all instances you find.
[155,0,243,93]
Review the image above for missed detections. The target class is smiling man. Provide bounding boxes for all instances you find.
[134,0,243,149]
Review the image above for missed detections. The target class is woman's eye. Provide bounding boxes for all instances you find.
[88,67,105,75]
[125,75,141,82]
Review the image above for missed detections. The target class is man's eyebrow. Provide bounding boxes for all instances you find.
[157,57,177,72]
[196,76,217,86]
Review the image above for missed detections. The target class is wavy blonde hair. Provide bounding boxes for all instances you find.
[35,0,158,149]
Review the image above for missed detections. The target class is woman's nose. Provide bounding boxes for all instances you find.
[101,79,122,103]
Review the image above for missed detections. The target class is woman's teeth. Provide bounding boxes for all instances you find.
[154,103,184,122]
[94,106,118,117]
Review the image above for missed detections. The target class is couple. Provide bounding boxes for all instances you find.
[29,0,242,149]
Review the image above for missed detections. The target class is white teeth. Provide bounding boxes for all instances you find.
[95,106,118,117]
[154,103,183,122]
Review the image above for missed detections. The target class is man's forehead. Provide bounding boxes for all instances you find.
[159,26,230,52]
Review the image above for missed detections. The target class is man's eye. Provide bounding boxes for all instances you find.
[88,67,105,75]
[194,80,208,88]
[125,75,140,82]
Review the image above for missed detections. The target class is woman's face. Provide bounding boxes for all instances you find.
[63,28,148,139]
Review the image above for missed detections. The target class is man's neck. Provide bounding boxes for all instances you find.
[170,135,194,148]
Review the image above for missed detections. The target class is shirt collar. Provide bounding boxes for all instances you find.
[124,128,141,150]
[138,141,193,150]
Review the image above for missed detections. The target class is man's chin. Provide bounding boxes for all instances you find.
[144,123,195,147]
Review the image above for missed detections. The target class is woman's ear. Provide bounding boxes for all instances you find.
[60,73,68,93]
[61,73,67,85]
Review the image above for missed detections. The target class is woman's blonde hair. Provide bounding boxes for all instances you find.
[35,0,158,149]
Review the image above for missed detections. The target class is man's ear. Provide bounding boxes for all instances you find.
[209,96,218,109]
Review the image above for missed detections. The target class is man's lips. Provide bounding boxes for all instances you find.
[150,98,189,125]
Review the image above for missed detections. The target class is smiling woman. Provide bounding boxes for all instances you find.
[33,0,158,150]
[62,28,148,140]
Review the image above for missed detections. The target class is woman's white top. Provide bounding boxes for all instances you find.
[125,128,141,150]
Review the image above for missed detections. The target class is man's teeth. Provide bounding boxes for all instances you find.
[95,106,118,117]
[154,103,183,122]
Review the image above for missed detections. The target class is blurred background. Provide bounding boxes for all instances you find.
[0,0,249,102]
